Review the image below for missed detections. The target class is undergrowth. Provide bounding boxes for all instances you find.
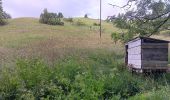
[0,51,170,99]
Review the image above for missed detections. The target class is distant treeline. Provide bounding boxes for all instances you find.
[39,8,64,26]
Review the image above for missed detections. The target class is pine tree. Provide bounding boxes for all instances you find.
[84,14,88,18]
[0,0,6,25]
[0,0,3,18]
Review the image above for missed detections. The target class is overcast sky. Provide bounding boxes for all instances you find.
[3,0,126,19]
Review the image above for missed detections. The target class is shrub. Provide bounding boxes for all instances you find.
[93,22,100,26]
[47,18,64,26]
[0,18,6,25]
[64,18,73,23]
[75,20,86,26]
[0,66,20,99]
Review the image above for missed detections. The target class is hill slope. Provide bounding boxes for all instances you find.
[0,17,123,64]
[0,18,170,99]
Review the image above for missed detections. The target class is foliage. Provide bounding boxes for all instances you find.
[39,8,64,26]
[1,51,170,99]
[106,15,116,22]
[93,22,100,26]
[75,19,86,26]
[64,18,74,23]
[129,87,170,100]
[111,0,170,43]
[47,18,64,25]
[84,14,88,18]
[58,12,64,18]
[111,32,133,43]
[2,11,12,19]
[0,0,6,25]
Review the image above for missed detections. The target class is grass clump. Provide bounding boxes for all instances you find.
[129,87,170,100]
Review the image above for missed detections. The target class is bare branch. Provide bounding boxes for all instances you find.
[108,0,136,10]
[144,11,170,20]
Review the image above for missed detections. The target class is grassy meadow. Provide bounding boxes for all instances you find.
[0,17,170,99]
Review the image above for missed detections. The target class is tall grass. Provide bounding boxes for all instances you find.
[1,51,170,99]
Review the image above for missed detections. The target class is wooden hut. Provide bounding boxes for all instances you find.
[125,37,169,73]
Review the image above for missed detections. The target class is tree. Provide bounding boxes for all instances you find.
[58,12,64,18]
[3,11,11,19]
[84,14,88,18]
[39,8,64,26]
[0,0,6,25]
[110,0,170,43]
[40,8,50,24]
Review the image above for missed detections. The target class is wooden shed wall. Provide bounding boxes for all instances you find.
[141,43,169,68]
[128,39,142,69]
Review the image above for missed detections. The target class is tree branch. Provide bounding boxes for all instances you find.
[108,0,136,10]
[147,13,170,37]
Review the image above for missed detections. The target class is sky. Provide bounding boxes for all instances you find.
[3,0,126,19]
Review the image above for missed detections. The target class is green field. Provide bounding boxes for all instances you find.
[0,18,170,99]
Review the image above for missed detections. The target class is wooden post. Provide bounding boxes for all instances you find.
[100,0,102,38]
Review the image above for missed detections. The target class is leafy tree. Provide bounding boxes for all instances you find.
[58,12,64,18]
[110,0,170,43]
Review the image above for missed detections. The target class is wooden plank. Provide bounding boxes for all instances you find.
[128,39,141,48]
[142,48,168,61]
[128,46,141,55]
[142,60,168,68]
[142,46,168,49]
[142,67,168,70]
[128,54,141,60]
[142,43,168,45]
[128,60,141,66]
[142,43,168,49]
[142,60,168,64]
[143,64,168,68]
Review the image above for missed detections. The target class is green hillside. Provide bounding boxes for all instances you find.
[0,18,170,99]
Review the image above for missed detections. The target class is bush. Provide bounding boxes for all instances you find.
[47,18,64,26]
[64,18,73,23]
[0,66,20,99]
[0,18,6,25]
[75,20,86,26]
[93,22,100,26]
